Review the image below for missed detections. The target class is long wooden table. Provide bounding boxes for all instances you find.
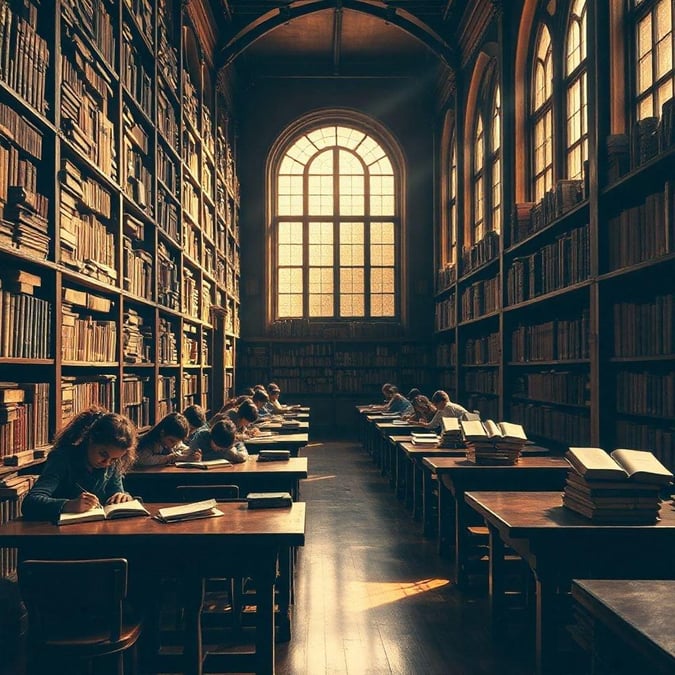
[423,458,569,586]
[0,502,306,675]
[126,456,308,501]
[465,491,675,674]
[571,579,675,675]
[245,433,309,457]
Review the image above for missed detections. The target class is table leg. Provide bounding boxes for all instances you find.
[534,569,559,675]
[437,481,454,557]
[254,559,278,675]
[422,469,435,537]
[182,575,205,675]
[277,546,292,643]
[488,524,506,635]
[454,490,468,588]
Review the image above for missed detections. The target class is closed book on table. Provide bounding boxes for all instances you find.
[257,450,291,461]
[247,492,293,509]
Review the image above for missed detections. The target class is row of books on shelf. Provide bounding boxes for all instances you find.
[510,312,590,362]
[435,342,457,367]
[511,177,586,246]
[435,293,456,331]
[0,473,35,576]
[510,401,590,446]
[613,294,674,358]
[606,190,672,270]
[512,371,589,407]
[269,319,404,339]
[0,269,51,359]
[606,100,675,183]
[464,333,499,365]
[0,0,50,115]
[461,231,499,275]
[436,263,456,292]
[460,276,499,321]
[506,224,590,305]
[0,382,49,463]
[563,446,673,524]
[615,370,675,419]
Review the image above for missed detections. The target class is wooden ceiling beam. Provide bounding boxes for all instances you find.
[332,1,343,76]
[216,0,455,70]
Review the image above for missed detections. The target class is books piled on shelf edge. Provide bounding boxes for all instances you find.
[562,447,673,524]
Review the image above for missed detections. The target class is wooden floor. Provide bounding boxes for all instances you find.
[272,439,589,675]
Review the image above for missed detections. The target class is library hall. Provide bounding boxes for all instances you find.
[1,1,675,674]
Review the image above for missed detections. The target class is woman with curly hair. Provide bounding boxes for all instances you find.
[22,407,138,521]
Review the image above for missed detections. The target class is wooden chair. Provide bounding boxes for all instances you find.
[18,558,142,675]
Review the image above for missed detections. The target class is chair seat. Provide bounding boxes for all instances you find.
[42,623,142,659]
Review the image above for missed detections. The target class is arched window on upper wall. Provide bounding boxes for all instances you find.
[470,62,500,245]
[531,24,553,202]
[439,111,458,277]
[271,118,402,321]
[565,0,588,180]
[447,127,458,267]
[632,0,674,121]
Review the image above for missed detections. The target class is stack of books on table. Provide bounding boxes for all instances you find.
[438,417,463,448]
[563,447,673,524]
[460,420,528,464]
[410,432,439,447]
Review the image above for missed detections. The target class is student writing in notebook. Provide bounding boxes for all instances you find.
[416,390,469,430]
[403,395,437,422]
[135,412,202,467]
[22,407,138,521]
[223,399,260,439]
[189,419,249,464]
[252,389,271,421]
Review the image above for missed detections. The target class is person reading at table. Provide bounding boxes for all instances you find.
[22,407,138,521]
[189,419,249,464]
[417,390,469,430]
[381,384,414,416]
[182,404,209,442]
[252,389,271,421]
[135,412,201,467]
[265,383,299,413]
[404,395,437,422]
[223,399,260,439]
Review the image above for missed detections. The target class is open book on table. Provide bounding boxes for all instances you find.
[58,498,150,526]
[154,499,224,523]
[174,458,231,470]
[566,447,674,485]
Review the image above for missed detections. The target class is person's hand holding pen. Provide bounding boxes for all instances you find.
[61,483,102,513]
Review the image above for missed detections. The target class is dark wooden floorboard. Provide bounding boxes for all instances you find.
[271,439,583,675]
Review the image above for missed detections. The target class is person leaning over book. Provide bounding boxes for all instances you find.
[417,390,469,430]
[189,419,249,464]
[22,407,138,521]
[182,404,209,442]
[224,399,260,439]
[265,382,298,413]
[381,384,414,416]
[251,389,271,420]
[135,412,202,467]
[404,395,437,422]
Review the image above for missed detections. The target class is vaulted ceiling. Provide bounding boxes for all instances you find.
[212,0,463,78]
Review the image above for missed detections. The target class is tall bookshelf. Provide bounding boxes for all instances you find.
[434,6,675,467]
[0,0,240,476]
[237,338,431,432]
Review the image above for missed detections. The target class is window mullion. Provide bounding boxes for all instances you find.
[333,147,340,319]
[303,166,309,318]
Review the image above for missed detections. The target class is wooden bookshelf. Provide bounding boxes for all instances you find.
[0,0,240,477]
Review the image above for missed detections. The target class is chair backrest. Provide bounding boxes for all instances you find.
[176,484,240,502]
[18,558,128,644]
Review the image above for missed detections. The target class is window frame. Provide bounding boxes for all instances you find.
[269,114,404,324]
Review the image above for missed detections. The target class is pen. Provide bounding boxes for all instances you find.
[75,483,101,507]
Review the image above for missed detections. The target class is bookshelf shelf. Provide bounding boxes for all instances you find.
[503,279,592,313]
[0,359,54,366]
[601,145,675,198]
[507,360,591,367]
[504,199,589,257]
[458,310,500,327]
[457,255,499,285]
[511,396,590,410]
[598,252,675,282]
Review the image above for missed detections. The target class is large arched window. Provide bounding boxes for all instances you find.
[532,24,553,201]
[565,0,588,180]
[471,63,501,244]
[632,0,674,120]
[272,120,401,320]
